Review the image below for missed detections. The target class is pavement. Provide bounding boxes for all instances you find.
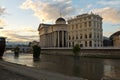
[0,65,36,80]
[0,60,87,80]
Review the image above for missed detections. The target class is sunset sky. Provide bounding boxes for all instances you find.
[0,0,120,43]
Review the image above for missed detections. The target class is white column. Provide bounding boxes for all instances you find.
[58,31,59,47]
[50,33,51,47]
[62,31,64,47]
[49,33,51,47]
[52,32,54,47]
[53,32,56,47]
[48,34,50,47]
[51,32,53,47]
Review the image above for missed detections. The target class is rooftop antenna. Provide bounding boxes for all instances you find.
[59,8,62,17]
[41,19,44,24]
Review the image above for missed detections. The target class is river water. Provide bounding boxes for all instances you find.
[3,51,120,80]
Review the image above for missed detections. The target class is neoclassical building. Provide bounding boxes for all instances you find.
[67,13,103,47]
[38,13,103,48]
[38,17,67,47]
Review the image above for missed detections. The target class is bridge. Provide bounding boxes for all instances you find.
[5,46,15,50]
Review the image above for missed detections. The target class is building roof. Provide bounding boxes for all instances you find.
[56,17,66,22]
[110,31,120,39]
[38,23,53,31]
[55,17,66,24]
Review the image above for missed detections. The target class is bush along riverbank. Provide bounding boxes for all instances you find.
[32,45,41,61]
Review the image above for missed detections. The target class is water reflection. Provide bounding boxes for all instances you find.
[3,53,120,80]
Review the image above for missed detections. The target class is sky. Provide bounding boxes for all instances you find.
[0,0,120,43]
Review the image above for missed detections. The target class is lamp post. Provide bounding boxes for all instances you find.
[0,27,6,59]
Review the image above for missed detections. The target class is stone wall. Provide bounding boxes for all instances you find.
[41,48,120,57]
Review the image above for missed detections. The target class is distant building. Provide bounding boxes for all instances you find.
[38,13,103,48]
[103,37,112,47]
[19,46,31,53]
[68,13,103,47]
[29,41,39,47]
[110,31,120,47]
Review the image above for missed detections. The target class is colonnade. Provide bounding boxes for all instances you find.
[40,31,66,47]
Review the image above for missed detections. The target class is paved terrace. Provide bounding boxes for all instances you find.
[0,60,87,80]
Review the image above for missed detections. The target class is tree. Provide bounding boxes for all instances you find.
[32,45,41,61]
[72,44,80,57]
[14,46,20,58]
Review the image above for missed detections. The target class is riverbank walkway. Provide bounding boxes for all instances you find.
[0,60,87,80]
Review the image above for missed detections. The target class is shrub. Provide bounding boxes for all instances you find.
[32,45,41,59]
[72,44,80,57]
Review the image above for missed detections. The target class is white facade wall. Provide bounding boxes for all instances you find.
[67,13,103,48]
[38,23,67,48]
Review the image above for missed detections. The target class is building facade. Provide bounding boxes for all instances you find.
[67,13,103,47]
[38,13,103,48]
[38,18,67,47]
[110,31,120,47]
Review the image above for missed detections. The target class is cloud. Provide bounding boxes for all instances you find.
[0,7,7,26]
[20,0,76,22]
[98,0,120,6]
[0,7,6,16]
[1,28,39,42]
[92,7,120,23]
[0,19,6,26]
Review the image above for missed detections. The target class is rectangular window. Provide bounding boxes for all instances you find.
[89,21,91,27]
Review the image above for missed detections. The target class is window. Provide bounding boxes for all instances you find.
[76,35,78,39]
[72,25,74,29]
[72,36,74,40]
[88,16,91,19]
[84,22,87,27]
[76,24,78,29]
[72,42,74,47]
[85,41,87,47]
[69,42,71,47]
[89,33,92,38]
[89,21,91,27]
[80,24,82,28]
[85,34,87,39]
[69,36,71,40]
[94,44,96,47]
[89,41,92,47]
[80,34,82,39]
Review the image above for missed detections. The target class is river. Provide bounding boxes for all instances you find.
[3,51,120,80]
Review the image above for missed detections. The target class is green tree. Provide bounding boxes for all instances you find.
[32,45,41,61]
[72,44,80,57]
[14,46,20,57]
